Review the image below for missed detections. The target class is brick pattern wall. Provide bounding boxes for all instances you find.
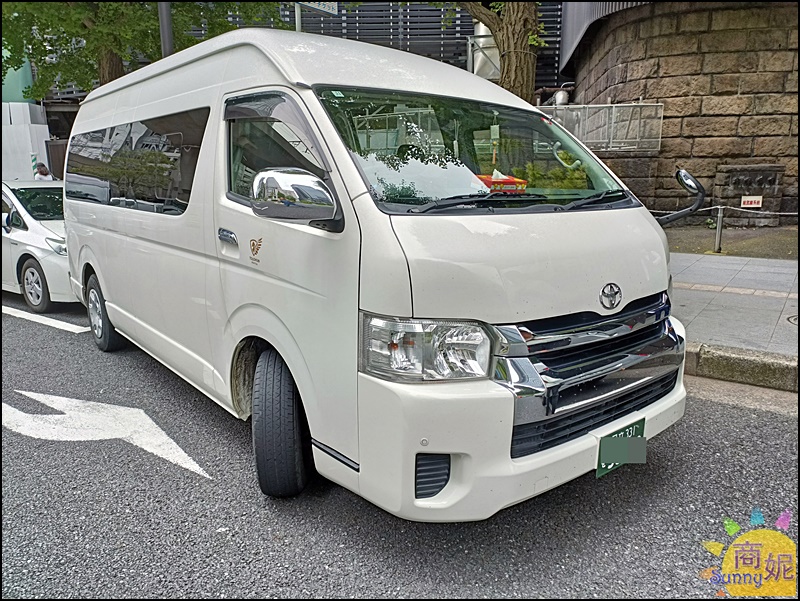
[571,2,798,224]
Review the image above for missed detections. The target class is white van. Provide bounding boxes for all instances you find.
[64,29,705,522]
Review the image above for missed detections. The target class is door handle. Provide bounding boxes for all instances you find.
[218,228,238,245]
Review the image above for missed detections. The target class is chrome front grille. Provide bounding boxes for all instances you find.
[510,370,679,458]
[528,321,666,376]
[492,291,683,452]
[495,292,671,358]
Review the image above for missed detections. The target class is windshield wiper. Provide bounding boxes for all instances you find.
[559,189,630,211]
[408,192,549,214]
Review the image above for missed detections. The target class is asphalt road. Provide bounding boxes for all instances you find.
[2,291,798,599]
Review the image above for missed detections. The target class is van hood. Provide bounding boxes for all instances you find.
[390,207,669,324]
[41,220,66,239]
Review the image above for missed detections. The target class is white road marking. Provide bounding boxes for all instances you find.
[2,390,211,479]
[2,305,90,333]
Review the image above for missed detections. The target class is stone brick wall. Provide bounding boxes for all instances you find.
[570,2,798,225]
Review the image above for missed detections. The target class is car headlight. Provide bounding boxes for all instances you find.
[46,237,67,256]
[668,274,673,300]
[359,312,494,382]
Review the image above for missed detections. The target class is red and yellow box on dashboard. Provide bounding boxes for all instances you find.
[476,173,528,194]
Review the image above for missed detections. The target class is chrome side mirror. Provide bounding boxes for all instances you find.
[676,169,699,195]
[250,168,341,231]
[656,169,707,226]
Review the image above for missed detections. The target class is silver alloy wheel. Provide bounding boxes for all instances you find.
[23,267,43,306]
[88,288,103,338]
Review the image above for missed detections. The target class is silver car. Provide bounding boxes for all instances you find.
[2,180,74,312]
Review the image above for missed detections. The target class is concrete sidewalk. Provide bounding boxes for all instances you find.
[669,253,798,392]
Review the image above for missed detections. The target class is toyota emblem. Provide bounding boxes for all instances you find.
[600,283,622,310]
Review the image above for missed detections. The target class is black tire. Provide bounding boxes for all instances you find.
[86,274,126,352]
[252,348,313,497]
[20,258,52,313]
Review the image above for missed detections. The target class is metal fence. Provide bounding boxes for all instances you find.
[537,103,663,152]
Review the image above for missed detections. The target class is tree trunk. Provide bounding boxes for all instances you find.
[460,2,539,104]
[494,4,538,104]
[98,48,125,85]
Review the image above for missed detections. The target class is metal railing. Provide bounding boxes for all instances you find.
[538,103,663,152]
[649,205,799,253]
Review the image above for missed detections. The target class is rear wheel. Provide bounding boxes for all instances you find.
[86,274,126,352]
[252,348,313,497]
[21,258,52,313]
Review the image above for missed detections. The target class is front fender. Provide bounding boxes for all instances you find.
[223,303,318,430]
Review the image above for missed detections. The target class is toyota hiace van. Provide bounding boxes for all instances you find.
[65,28,704,522]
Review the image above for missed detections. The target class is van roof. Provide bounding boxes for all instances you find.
[83,28,536,111]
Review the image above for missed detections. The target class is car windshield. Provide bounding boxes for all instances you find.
[317,87,638,214]
[10,186,64,220]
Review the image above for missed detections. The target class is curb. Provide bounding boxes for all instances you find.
[684,342,799,393]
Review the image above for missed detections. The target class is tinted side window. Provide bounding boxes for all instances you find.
[65,107,210,215]
[225,93,326,198]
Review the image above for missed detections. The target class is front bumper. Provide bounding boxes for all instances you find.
[353,317,687,522]
[39,252,76,303]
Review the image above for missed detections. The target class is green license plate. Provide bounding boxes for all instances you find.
[596,417,647,478]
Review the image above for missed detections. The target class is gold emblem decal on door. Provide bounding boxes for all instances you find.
[249,238,263,265]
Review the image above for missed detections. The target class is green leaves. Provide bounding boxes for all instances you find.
[2,2,286,100]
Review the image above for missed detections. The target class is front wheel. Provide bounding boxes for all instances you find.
[86,274,126,352]
[252,348,313,497]
[21,258,52,313]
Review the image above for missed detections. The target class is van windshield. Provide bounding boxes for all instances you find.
[317,87,639,214]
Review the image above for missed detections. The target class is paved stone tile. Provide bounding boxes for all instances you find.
[767,343,799,356]
[707,291,788,311]
[675,268,741,286]
[753,289,789,298]
[691,283,724,292]
[770,322,799,347]
[726,274,796,293]
[687,311,780,346]
[739,264,798,275]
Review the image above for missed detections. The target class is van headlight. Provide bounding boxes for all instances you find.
[359,312,493,382]
[46,237,67,256]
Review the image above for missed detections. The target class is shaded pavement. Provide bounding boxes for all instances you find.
[669,252,798,391]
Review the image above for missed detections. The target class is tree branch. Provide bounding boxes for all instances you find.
[458,2,501,32]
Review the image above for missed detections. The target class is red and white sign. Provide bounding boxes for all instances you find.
[741,195,763,208]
